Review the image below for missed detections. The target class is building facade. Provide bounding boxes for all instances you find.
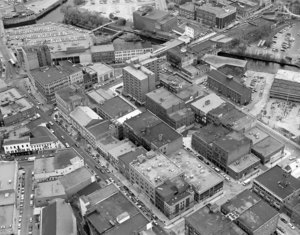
[90,44,115,64]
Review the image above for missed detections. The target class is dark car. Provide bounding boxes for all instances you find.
[277,226,285,234]
[280,218,288,224]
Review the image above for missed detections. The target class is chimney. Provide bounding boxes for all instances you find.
[158,134,163,141]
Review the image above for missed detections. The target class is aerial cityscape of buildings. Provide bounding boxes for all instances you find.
[1,0,300,235]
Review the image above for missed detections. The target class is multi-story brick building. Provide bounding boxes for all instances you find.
[179,2,196,20]
[122,64,155,104]
[207,69,251,105]
[90,44,115,64]
[196,3,236,29]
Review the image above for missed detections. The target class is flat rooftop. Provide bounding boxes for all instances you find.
[6,22,92,52]
[186,206,247,235]
[228,154,260,173]
[131,151,183,187]
[252,136,284,157]
[107,140,136,161]
[0,205,14,233]
[198,3,236,18]
[254,165,300,200]
[176,85,207,102]
[193,124,230,144]
[207,102,235,118]
[274,69,300,83]
[87,120,111,139]
[34,148,82,174]
[0,88,33,117]
[202,54,247,69]
[146,88,183,110]
[218,108,247,127]
[87,88,114,104]
[191,93,225,115]
[99,96,135,119]
[168,149,223,193]
[35,180,66,198]
[0,161,17,193]
[214,131,251,153]
[59,167,92,192]
[70,106,102,128]
[238,200,278,232]
[123,65,154,81]
[88,63,113,75]
[55,85,86,105]
[87,188,149,235]
[244,127,269,145]
[118,146,148,167]
[160,73,191,91]
[113,38,152,52]
[221,189,261,215]
[96,134,124,153]
[134,6,169,20]
[90,44,114,53]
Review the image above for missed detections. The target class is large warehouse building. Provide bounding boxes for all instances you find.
[270,69,300,102]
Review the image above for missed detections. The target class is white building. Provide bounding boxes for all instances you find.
[34,148,84,182]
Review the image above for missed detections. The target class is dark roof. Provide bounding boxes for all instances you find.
[77,182,101,197]
[87,120,111,139]
[55,85,85,105]
[252,136,285,157]
[118,146,147,167]
[31,126,57,142]
[189,40,215,54]
[144,122,182,148]
[113,39,152,51]
[54,148,81,169]
[254,165,300,200]
[192,124,230,144]
[219,107,247,127]
[270,79,300,97]
[208,102,235,119]
[213,131,251,153]
[238,200,279,232]
[221,189,261,215]
[186,206,247,235]
[99,96,135,119]
[125,111,161,133]
[86,191,149,235]
[42,201,57,235]
[208,69,251,96]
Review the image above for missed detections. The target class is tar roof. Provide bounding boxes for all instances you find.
[144,122,182,148]
[34,148,81,174]
[118,146,148,166]
[100,96,135,119]
[176,85,207,102]
[87,88,114,104]
[191,93,225,114]
[131,151,183,187]
[186,206,247,235]
[180,2,195,11]
[214,131,251,153]
[42,199,76,235]
[125,110,161,133]
[134,6,169,20]
[202,54,247,69]
[70,106,102,127]
[55,85,85,104]
[0,205,14,231]
[192,124,230,144]
[189,40,215,54]
[3,137,30,146]
[160,73,191,91]
[228,154,260,173]
[59,167,92,192]
[35,180,65,198]
[238,200,278,232]
[87,190,149,235]
[254,165,300,200]
[168,149,223,193]
[207,102,235,118]
[222,189,261,215]
[208,69,251,95]
[275,69,300,83]
[0,161,17,193]
[146,88,183,110]
[90,44,114,53]
[252,136,284,157]
[244,127,269,145]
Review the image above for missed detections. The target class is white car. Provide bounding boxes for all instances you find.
[288,222,295,229]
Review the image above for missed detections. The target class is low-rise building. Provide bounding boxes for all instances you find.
[252,165,300,210]
[185,205,247,235]
[30,61,84,103]
[207,69,251,105]
[0,87,35,126]
[82,66,98,90]
[87,63,114,83]
[124,111,183,155]
[122,64,156,104]
[155,176,195,219]
[80,184,151,235]
[69,106,103,147]
[196,3,236,29]
[40,198,77,235]
[55,85,88,123]
[34,148,84,182]
[190,93,225,124]
[113,39,153,63]
[59,167,96,198]
[146,88,195,130]
[168,148,224,202]
[179,2,196,20]
[166,47,197,69]
[129,151,183,204]
[90,44,115,64]
[133,6,177,33]
[35,180,66,207]
[251,136,285,164]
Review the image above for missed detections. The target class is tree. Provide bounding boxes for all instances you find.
[74,0,85,5]
[117,18,126,26]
